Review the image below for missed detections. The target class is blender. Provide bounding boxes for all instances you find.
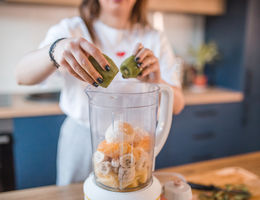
[83,81,173,200]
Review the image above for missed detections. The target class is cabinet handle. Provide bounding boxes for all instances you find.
[193,110,218,118]
[192,131,216,140]
[242,69,252,126]
[191,154,213,161]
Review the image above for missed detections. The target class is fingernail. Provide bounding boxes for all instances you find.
[97,77,103,84]
[137,62,142,68]
[93,82,99,87]
[135,57,140,62]
[105,65,110,71]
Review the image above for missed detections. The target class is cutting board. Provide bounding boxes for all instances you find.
[186,167,260,200]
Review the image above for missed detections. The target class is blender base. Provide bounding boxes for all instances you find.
[83,173,162,200]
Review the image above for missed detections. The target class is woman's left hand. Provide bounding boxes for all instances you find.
[133,43,162,83]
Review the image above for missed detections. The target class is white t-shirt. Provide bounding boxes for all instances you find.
[39,16,181,123]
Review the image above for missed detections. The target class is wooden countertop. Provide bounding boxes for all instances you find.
[0,151,259,200]
[0,87,243,119]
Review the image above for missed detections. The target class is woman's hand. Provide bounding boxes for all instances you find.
[133,43,162,83]
[54,37,111,86]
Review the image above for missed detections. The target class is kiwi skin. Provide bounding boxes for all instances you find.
[120,55,141,79]
[88,54,119,88]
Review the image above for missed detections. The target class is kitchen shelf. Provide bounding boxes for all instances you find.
[148,0,226,15]
[5,0,226,15]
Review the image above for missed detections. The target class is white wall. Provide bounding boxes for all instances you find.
[0,3,204,94]
[0,3,77,94]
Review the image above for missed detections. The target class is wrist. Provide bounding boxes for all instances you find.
[49,38,66,68]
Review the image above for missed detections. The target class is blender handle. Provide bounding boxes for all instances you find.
[154,84,174,158]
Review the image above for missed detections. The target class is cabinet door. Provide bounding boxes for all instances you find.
[244,0,260,96]
[156,103,243,169]
[13,115,66,189]
[242,97,260,152]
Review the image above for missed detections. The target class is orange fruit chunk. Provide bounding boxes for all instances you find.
[97,140,133,158]
[134,136,152,152]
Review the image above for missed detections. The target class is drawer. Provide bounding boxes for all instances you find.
[173,103,242,131]
[243,97,260,127]
[156,125,242,168]
[156,103,243,168]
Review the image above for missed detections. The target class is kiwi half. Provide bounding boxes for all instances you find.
[89,54,119,88]
[120,55,141,79]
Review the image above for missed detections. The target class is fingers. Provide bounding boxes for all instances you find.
[135,48,153,63]
[64,52,96,85]
[70,47,104,84]
[138,56,157,69]
[79,38,111,71]
[60,60,85,82]
[133,43,144,56]
[140,63,158,77]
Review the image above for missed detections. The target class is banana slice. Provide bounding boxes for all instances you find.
[96,173,119,188]
[118,167,135,189]
[136,169,148,184]
[105,121,135,143]
[134,148,149,171]
[111,159,120,173]
[127,177,139,188]
[111,158,120,168]
[93,151,107,164]
[96,161,111,175]
[119,154,135,168]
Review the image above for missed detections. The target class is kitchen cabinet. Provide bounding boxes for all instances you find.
[5,0,226,15]
[204,0,260,158]
[242,0,260,152]
[13,115,66,189]
[156,103,244,169]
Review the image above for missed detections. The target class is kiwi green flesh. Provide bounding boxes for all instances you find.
[120,55,141,79]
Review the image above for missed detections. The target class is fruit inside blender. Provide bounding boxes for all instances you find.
[93,121,153,191]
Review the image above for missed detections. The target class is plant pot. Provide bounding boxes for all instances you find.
[193,74,207,86]
[191,74,208,92]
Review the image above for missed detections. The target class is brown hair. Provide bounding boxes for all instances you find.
[79,0,149,44]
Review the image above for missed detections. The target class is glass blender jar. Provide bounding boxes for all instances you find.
[85,81,173,194]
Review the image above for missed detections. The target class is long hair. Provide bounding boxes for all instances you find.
[79,0,149,44]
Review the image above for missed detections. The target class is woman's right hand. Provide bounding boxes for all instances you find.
[54,37,111,86]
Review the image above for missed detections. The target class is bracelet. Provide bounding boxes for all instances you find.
[49,38,66,68]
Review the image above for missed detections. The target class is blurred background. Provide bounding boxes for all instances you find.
[0,0,259,193]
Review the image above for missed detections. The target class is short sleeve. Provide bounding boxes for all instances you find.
[157,32,182,88]
[38,19,71,87]
[39,19,71,48]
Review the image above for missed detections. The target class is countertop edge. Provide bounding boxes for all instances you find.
[0,87,244,119]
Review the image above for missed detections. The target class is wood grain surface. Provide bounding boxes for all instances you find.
[188,167,260,200]
[0,152,259,200]
[6,0,226,15]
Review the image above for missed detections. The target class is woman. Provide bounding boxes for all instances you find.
[16,0,184,185]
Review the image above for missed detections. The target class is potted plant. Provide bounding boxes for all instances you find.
[189,42,219,91]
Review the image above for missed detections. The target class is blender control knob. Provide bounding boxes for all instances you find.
[164,180,192,200]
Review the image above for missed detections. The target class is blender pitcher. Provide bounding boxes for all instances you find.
[85,81,173,192]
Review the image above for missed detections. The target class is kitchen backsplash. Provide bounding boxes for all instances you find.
[0,3,204,93]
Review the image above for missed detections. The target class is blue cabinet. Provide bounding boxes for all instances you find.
[13,115,66,189]
[156,103,244,169]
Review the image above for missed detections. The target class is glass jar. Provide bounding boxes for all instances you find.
[85,81,173,192]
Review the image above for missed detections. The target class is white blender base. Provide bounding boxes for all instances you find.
[83,173,162,200]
